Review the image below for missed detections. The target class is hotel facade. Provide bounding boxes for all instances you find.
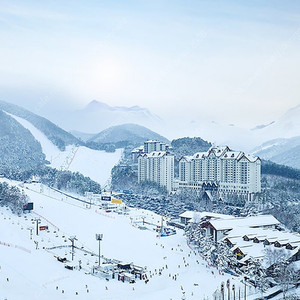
[176,146,261,194]
[137,141,174,193]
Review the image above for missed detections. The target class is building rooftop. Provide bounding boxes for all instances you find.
[179,211,233,222]
[178,146,260,163]
[208,215,280,231]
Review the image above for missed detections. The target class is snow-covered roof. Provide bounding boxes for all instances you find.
[192,152,208,159]
[179,211,233,221]
[179,145,260,163]
[180,155,193,162]
[245,154,260,162]
[145,151,168,158]
[209,215,280,231]
[222,151,243,160]
[145,140,160,143]
[239,243,299,268]
[237,243,267,261]
[131,146,144,153]
[223,226,300,267]
[208,146,230,157]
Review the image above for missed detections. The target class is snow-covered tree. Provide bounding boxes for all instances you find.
[264,248,298,299]
[212,241,238,270]
[245,258,269,294]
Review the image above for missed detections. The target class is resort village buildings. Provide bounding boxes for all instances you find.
[137,141,174,193]
[135,141,261,196]
[181,211,300,269]
[176,146,261,194]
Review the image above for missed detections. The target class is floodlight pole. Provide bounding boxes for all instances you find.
[98,239,100,267]
[96,234,103,268]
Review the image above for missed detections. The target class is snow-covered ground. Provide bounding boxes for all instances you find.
[1,179,297,299]
[0,180,245,300]
[5,112,122,186]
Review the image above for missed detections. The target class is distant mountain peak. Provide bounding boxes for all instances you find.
[87,123,169,145]
[251,121,275,131]
[85,100,147,113]
[62,100,163,133]
[280,103,300,120]
[86,100,111,110]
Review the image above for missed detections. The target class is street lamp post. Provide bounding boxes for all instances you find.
[96,234,103,268]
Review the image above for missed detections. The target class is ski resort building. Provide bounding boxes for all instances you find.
[138,151,174,193]
[131,146,144,163]
[179,211,233,225]
[203,214,280,242]
[132,140,170,163]
[175,146,261,195]
[186,211,300,269]
[144,140,169,153]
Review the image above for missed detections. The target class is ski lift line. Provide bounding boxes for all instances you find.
[74,245,96,256]
[45,230,98,258]
[46,245,72,250]
[32,211,60,232]
[27,184,90,210]
[46,245,96,257]
[64,146,78,170]
[49,186,93,205]
[64,146,79,171]
[45,245,115,265]
[26,185,69,203]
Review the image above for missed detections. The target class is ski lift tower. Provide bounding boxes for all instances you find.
[68,236,77,261]
[96,233,103,268]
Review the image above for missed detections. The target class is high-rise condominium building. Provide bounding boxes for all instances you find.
[132,140,169,163]
[138,150,174,193]
[143,140,168,153]
[177,146,261,194]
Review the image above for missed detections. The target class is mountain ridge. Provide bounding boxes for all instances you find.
[87,123,169,145]
[0,100,81,150]
[46,100,163,134]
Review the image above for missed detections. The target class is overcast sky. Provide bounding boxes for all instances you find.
[0,0,300,128]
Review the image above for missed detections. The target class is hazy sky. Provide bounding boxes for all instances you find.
[0,0,300,128]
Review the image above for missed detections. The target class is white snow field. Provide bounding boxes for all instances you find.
[5,112,122,186]
[0,180,249,300]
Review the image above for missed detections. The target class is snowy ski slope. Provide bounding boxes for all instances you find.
[0,180,240,300]
[1,179,294,299]
[6,112,122,186]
